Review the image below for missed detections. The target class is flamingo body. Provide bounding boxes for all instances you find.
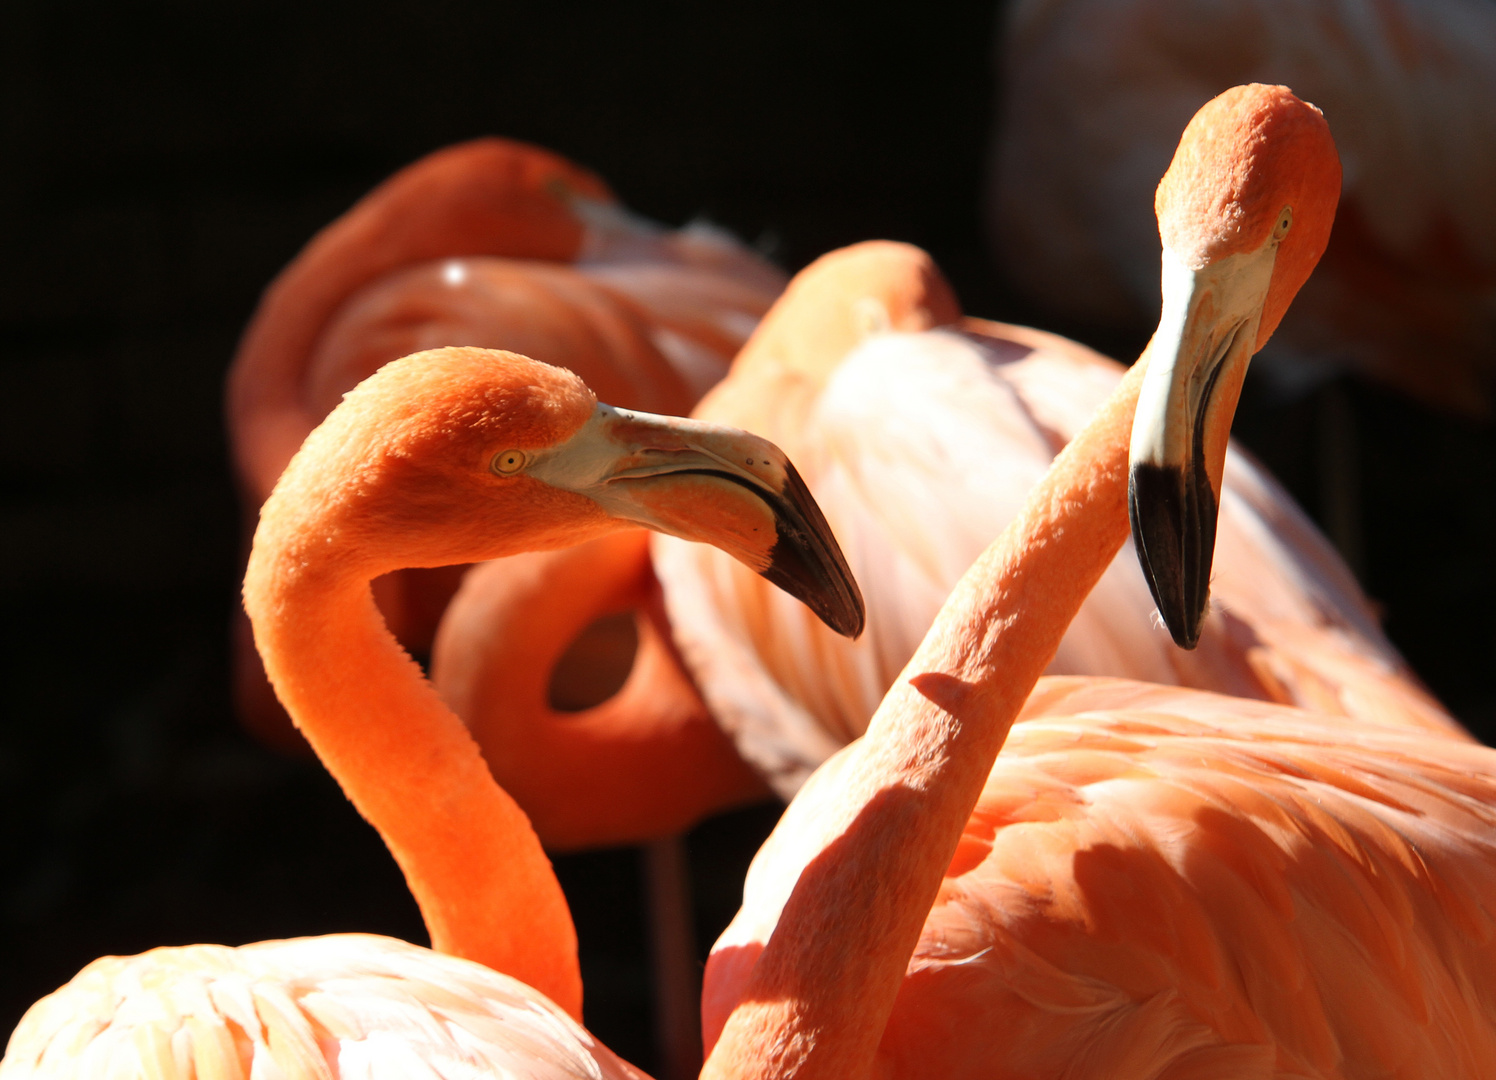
[2,935,643,1080]
[302,258,700,426]
[655,260,1459,797]
[706,676,1496,1076]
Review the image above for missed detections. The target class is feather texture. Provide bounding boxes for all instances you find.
[655,321,1460,796]
[707,676,1496,1078]
[2,935,646,1080]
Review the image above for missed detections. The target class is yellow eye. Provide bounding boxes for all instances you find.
[491,449,527,475]
[1273,207,1293,241]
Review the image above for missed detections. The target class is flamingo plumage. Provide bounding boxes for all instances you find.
[700,84,1496,1078]
[650,236,1461,800]
[987,0,1496,414]
[226,136,785,752]
[2,346,860,1078]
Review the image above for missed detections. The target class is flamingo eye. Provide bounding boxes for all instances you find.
[491,449,527,475]
[1273,207,1293,241]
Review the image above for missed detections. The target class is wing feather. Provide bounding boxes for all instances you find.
[2,936,642,1080]
[869,679,1496,1078]
[658,324,1457,797]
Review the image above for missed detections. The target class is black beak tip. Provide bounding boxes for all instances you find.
[1164,603,1204,651]
[833,583,867,639]
[811,570,866,639]
[1129,462,1215,652]
[763,461,866,640]
[764,535,866,640]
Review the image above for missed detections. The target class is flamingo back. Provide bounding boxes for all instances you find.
[705,677,1496,1078]
[881,677,1496,1078]
[1,934,646,1080]
[654,323,1459,797]
[302,258,702,423]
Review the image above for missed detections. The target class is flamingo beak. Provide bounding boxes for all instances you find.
[529,404,865,639]
[1128,241,1277,648]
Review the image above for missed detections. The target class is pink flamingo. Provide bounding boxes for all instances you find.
[987,0,1496,414]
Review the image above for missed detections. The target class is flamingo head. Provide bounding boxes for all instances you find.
[1128,84,1341,648]
[722,240,962,385]
[261,346,864,638]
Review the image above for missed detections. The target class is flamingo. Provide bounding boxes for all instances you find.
[226,135,786,752]
[986,0,1496,415]
[0,345,861,1078]
[699,84,1496,1077]
[224,138,787,1075]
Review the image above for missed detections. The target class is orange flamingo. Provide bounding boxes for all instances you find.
[987,0,1496,414]
[699,84,1496,1077]
[2,346,860,1077]
[225,138,786,1077]
[226,136,785,752]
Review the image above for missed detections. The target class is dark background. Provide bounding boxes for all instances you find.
[2,1,1492,1073]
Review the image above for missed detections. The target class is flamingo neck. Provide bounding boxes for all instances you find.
[243,521,584,1020]
[705,354,1152,1079]
[433,529,770,850]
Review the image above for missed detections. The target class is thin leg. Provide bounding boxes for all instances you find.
[643,833,702,1080]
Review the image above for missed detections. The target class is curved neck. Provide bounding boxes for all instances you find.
[433,530,770,851]
[705,355,1152,1078]
[244,527,584,1020]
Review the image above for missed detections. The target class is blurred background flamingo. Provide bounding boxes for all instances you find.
[988,0,1496,415]
[987,0,1496,580]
